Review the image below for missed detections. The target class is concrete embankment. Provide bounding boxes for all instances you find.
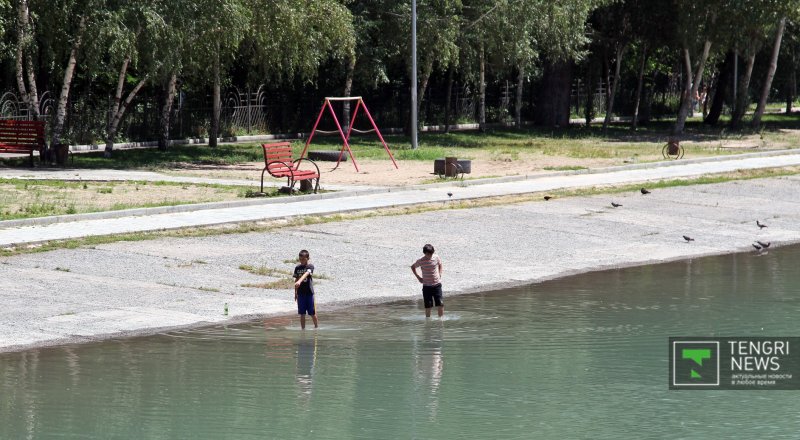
[1,175,799,352]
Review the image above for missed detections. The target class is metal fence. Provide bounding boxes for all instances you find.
[4,74,671,146]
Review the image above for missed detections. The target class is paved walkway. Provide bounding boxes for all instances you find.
[0,167,379,192]
[1,151,800,247]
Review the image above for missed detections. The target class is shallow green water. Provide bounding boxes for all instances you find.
[3,246,800,439]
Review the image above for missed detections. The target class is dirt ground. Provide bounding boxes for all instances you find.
[166,132,791,187]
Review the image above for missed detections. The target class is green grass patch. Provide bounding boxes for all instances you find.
[69,144,263,169]
[239,264,293,277]
[242,279,295,290]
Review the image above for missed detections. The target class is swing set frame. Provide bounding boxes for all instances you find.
[300,97,398,172]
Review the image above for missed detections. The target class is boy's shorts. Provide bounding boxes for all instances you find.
[422,284,443,308]
[297,294,316,316]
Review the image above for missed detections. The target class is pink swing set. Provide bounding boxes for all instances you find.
[300,97,398,172]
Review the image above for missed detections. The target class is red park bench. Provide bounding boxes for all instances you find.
[0,119,46,166]
[261,141,321,194]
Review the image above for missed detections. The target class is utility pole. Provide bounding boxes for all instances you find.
[411,0,419,149]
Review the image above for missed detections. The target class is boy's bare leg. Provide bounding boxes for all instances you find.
[311,315,319,328]
[300,314,306,329]
[425,307,432,318]
[437,306,444,317]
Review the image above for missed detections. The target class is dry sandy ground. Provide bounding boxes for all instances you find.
[167,152,651,188]
[161,130,795,187]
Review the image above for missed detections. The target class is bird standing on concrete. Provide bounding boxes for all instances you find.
[641,188,651,195]
[611,202,622,208]
[683,235,695,242]
[756,220,767,229]
[756,241,771,249]
[447,192,453,198]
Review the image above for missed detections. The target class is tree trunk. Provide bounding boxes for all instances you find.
[674,40,711,135]
[104,57,130,157]
[631,44,647,130]
[515,64,524,129]
[14,0,35,117]
[52,16,86,149]
[210,47,221,148]
[674,49,694,135]
[342,54,355,126]
[103,80,147,158]
[479,44,486,132]
[105,59,147,158]
[788,54,796,113]
[444,65,454,133]
[730,51,756,129]
[705,51,733,126]
[585,59,596,126]
[603,47,611,111]
[24,53,39,118]
[604,43,626,130]
[20,0,38,118]
[417,58,434,122]
[159,72,178,150]
[15,40,29,114]
[640,70,658,123]
[535,59,572,128]
[752,16,786,128]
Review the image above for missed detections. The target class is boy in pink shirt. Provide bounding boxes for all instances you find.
[411,244,444,317]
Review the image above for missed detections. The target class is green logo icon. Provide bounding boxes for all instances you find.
[682,348,712,379]
[671,340,719,387]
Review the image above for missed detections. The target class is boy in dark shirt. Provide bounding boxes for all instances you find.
[293,249,318,329]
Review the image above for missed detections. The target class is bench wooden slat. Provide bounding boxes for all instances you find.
[263,147,293,155]
[265,152,291,157]
[0,132,42,137]
[264,148,293,155]
[0,120,47,166]
[261,142,320,193]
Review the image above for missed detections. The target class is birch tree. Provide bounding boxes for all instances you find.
[183,0,250,148]
[723,0,790,129]
[751,13,789,127]
[89,1,168,157]
[671,0,719,135]
[13,0,39,118]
